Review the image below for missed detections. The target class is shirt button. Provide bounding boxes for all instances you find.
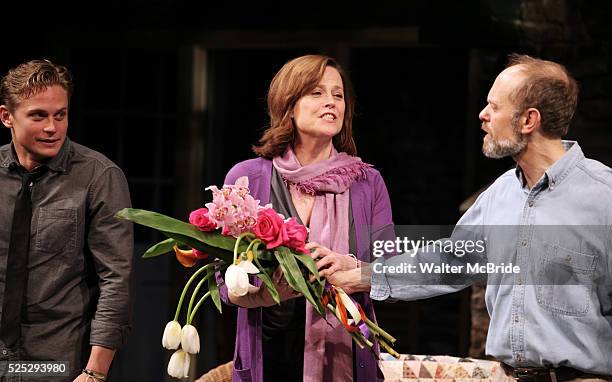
[521,240,528,246]
[2,349,7,355]
[517,278,523,285]
[528,201,534,207]
[359,362,365,368]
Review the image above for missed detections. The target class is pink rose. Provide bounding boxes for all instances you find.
[285,218,308,254]
[254,208,288,249]
[189,208,216,231]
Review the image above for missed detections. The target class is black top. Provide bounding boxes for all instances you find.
[262,168,306,382]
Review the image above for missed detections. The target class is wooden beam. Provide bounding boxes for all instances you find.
[193,27,419,49]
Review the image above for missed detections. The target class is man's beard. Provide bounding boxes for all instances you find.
[482,117,527,159]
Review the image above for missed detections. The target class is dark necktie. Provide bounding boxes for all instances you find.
[0,166,47,347]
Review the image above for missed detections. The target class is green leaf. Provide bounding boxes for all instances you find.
[274,247,325,315]
[207,266,222,314]
[142,238,177,258]
[116,208,249,253]
[161,231,235,264]
[307,278,324,301]
[255,272,280,305]
[255,250,274,262]
[252,243,280,304]
[294,252,324,290]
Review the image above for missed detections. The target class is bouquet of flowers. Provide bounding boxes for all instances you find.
[116,176,398,378]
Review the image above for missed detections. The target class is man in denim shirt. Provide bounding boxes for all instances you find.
[0,60,133,381]
[331,55,612,380]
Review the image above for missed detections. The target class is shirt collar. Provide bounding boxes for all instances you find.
[0,143,19,169]
[0,137,72,174]
[514,140,584,190]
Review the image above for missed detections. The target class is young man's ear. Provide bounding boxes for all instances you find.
[0,105,13,128]
[519,107,541,135]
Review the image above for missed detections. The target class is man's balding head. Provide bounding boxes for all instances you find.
[504,54,578,138]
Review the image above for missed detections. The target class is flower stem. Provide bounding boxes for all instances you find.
[350,331,366,349]
[173,262,216,322]
[327,303,397,358]
[251,241,263,264]
[326,303,369,348]
[244,238,261,258]
[186,273,214,323]
[364,317,397,344]
[188,291,211,324]
[233,232,256,263]
[376,336,400,359]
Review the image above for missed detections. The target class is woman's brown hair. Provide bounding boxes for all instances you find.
[252,55,356,159]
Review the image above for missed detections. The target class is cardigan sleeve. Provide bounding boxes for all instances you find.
[224,161,248,185]
[369,169,398,261]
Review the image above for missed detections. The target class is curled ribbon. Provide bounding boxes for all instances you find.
[323,283,371,339]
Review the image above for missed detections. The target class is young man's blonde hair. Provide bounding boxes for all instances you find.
[0,59,73,111]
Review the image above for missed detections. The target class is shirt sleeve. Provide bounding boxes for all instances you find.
[370,187,489,301]
[607,224,612,305]
[87,166,134,349]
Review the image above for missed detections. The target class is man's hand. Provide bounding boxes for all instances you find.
[72,345,115,382]
[73,373,90,382]
[322,265,373,295]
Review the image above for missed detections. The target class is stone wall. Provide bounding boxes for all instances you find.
[517,0,612,166]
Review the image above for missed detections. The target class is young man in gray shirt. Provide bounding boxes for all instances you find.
[0,60,133,382]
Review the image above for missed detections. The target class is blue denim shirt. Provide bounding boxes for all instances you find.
[371,141,612,374]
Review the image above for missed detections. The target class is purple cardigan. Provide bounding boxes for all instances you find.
[218,157,396,382]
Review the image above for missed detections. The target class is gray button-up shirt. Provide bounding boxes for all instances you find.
[0,138,133,379]
[371,141,612,374]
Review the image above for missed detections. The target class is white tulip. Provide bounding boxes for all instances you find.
[167,349,190,378]
[162,320,182,349]
[180,324,200,354]
[226,261,259,297]
[238,259,260,274]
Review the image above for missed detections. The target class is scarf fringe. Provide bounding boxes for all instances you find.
[288,161,371,195]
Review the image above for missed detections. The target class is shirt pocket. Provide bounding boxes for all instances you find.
[35,207,78,255]
[536,242,596,317]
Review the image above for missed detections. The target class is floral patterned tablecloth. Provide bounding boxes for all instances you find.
[379,353,507,382]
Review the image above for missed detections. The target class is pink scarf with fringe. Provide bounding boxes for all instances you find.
[272,146,370,381]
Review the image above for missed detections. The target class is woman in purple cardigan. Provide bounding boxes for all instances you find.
[218,55,396,382]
